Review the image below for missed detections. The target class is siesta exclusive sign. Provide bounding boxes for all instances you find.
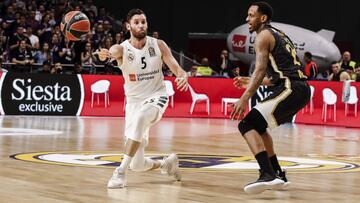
[0,72,84,115]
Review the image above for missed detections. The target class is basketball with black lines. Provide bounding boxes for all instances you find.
[61,11,90,41]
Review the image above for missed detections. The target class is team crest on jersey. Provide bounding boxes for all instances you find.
[148,47,156,57]
[127,51,135,61]
[9,152,360,174]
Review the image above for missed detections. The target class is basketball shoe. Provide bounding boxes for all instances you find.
[277,170,291,189]
[244,169,284,194]
[107,167,127,189]
[160,153,182,181]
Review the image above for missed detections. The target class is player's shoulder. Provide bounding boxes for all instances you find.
[110,44,124,52]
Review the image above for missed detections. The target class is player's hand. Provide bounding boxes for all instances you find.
[93,48,111,61]
[233,76,250,89]
[175,76,188,91]
[230,97,247,120]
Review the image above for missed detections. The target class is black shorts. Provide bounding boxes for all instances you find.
[253,79,310,128]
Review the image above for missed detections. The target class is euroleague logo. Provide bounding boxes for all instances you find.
[232,34,247,53]
[10,152,360,173]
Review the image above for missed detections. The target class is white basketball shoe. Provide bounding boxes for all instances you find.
[160,153,182,181]
[107,167,127,189]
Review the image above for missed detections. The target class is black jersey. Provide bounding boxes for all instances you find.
[265,25,307,85]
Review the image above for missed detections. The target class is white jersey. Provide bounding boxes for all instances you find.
[120,36,166,103]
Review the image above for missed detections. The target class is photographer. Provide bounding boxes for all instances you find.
[51,62,63,74]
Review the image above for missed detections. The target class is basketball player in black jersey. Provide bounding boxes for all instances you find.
[230,2,310,194]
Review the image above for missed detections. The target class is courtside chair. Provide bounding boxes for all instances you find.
[345,86,358,117]
[164,80,175,108]
[91,80,110,108]
[188,85,210,115]
[302,85,315,114]
[322,88,337,122]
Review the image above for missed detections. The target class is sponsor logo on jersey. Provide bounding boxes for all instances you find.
[10,152,360,173]
[129,74,136,81]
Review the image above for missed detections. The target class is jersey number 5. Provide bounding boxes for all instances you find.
[141,57,147,69]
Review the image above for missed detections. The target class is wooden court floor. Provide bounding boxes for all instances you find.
[0,116,360,203]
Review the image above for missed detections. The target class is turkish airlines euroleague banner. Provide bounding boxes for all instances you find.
[0,72,84,115]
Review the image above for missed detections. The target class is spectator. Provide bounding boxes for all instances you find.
[303,51,318,79]
[92,24,105,49]
[114,32,124,44]
[37,14,53,45]
[11,39,34,72]
[355,63,360,82]
[84,0,98,16]
[196,57,216,76]
[81,42,96,66]
[50,34,62,63]
[328,61,350,81]
[38,60,52,74]
[187,65,198,77]
[26,27,39,48]
[231,67,240,78]
[151,31,159,39]
[101,36,113,50]
[9,25,31,50]
[103,20,115,38]
[26,10,40,31]
[217,49,237,78]
[35,42,52,64]
[73,62,89,74]
[59,37,75,65]
[339,51,356,78]
[35,4,46,22]
[51,62,63,74]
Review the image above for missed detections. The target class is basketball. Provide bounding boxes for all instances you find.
[61,11,90,41]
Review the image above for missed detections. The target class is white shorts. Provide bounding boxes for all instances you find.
[125,94,169,143]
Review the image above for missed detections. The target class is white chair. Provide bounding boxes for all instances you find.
[91,80,110,108]
[221,98,239,116]
[345,86,358,117]
[164,80,175,108]
[302,85,315,114]
[188,85,210,115]
[322,88,337,122]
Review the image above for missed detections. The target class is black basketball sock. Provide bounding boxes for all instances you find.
[255,151,275,177]
[269,154,282,174]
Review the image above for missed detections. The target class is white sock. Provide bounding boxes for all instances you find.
[159,159,165,167]
[118,155,132,173]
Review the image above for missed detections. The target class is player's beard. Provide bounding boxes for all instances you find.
[132,30,147,40]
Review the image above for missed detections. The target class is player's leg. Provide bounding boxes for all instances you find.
[261,131,290,187]
[238,109,284,194]
[107,104,158,188]
[128,103,181,181]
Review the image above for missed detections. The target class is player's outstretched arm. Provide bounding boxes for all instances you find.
[158,40,188,91]
[93,45,123,63]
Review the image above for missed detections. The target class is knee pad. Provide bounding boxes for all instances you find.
[238,109,268,136]
[129,157,154,172]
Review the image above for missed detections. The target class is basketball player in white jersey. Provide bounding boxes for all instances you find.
[94,8,189,188]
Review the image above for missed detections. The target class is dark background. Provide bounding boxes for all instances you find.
[95,0,360,63]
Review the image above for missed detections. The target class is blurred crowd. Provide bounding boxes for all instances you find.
[0,0,128,74]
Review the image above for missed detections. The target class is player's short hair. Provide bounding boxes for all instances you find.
[251,1,273,22]
[127,8,145,22]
